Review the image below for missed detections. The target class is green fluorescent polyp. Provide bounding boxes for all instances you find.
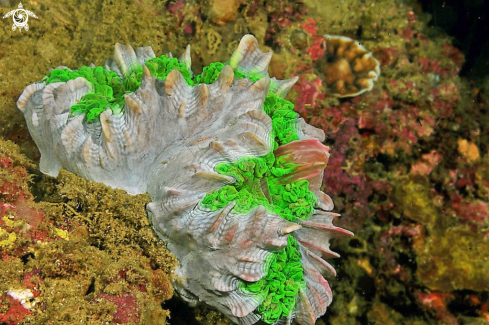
[41,54,266,123]
[250,236,305,324]
[43,66,125,123]
[43,52,314,323]
[198,67,315,323]
[145,56,192,84]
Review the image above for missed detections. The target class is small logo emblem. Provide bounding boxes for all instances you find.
[3,2,38,31]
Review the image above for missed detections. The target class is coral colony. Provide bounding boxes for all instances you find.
[17,35,360,324]
[321,35,380,98]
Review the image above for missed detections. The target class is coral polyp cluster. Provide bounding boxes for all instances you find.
[17,34,351,324]
[42,66,126,122]
[322,35,380,97]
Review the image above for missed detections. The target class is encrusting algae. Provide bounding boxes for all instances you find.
[0,138,175,324]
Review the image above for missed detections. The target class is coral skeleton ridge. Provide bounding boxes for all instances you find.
[17,34,352,325]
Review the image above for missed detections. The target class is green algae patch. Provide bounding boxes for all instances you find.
[414,225,489,292]
[194,305,234,325]
[32,170,175,324]
[0,138,36,170]
[45,169,177,275]
[366,300,428,325]
[391,174,489,290]
[392,175,439,228]
[0,137,175,324]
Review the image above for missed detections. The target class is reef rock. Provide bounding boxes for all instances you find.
[17,35,352,325]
